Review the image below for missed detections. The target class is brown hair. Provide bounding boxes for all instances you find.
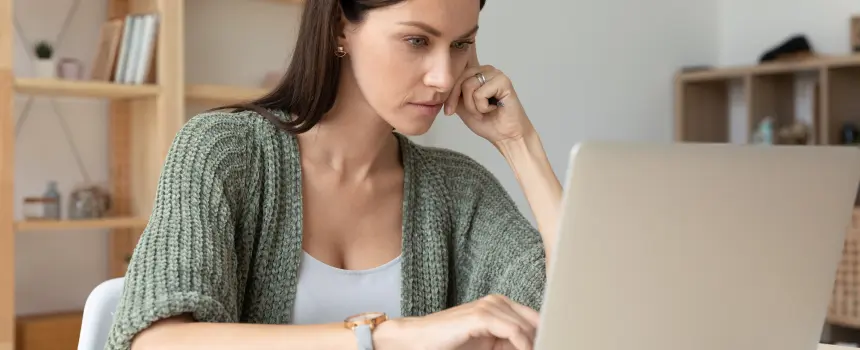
[217,0,486,134]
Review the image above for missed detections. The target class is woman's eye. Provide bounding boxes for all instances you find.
[452,41,472,50]
[408,37,428,47]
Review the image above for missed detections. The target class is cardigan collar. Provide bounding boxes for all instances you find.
[394,132,452,317]
[276,127,452,322]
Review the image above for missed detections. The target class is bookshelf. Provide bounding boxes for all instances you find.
[674,54,860,145]
[13,217,150,232]
[13,78,159,99]
[0,0,304,348]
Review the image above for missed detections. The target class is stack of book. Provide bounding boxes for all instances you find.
[90,13,160,85]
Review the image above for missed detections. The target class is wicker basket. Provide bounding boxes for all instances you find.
[827,209,860,328]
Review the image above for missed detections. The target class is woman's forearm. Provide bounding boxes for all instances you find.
[131,315,362,350]
[494,129,563,263]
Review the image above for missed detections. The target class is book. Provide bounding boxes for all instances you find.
[90,18,125,81]
[107,13,160,84]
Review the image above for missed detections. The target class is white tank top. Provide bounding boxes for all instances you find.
[291,251,403,325]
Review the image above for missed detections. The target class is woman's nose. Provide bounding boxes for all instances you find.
[423,56,455,93]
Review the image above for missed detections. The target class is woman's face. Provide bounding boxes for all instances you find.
[341,0,481,136]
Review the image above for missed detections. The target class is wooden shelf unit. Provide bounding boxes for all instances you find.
[0,0,304,348]
[674,54,860,144]
[13,217,149,232]
[13,78,160,99]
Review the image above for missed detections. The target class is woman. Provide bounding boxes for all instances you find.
[105,0,562,348]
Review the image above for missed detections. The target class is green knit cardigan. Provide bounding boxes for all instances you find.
[104,109,547,350]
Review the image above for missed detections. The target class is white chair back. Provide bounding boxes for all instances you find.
[78,277,125,350]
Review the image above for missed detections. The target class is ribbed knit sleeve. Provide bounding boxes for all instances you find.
[104,114,253,350]
[437,150,548,312]
[469,173,547,311]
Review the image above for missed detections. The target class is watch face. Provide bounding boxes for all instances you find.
[358,312,383,321]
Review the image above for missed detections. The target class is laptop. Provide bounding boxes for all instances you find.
[535,141,860,350]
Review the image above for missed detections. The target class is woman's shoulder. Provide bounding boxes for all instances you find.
[406,140,506,198]
[410,142,497,181]
[161,108,298,188]
[174,108,296,157]
[181,107,284,141]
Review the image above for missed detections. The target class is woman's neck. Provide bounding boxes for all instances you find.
[295,67,401,180]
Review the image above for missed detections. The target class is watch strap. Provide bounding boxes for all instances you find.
[353,323,374,350]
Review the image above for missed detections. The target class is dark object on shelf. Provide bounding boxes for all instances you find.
[841,122,860,145]
[759,35,814,63]
[856,182,860,206]
[852,16,860,53]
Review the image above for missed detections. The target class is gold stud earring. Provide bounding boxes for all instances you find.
[335,46,346,58]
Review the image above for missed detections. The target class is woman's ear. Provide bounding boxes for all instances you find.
[335,14,353,52]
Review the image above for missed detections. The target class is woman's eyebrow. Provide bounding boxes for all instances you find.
[398,21,480,38]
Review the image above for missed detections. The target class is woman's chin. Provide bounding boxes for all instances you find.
[390,120,434,136]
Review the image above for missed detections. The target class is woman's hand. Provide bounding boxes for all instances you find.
[443,46,536,147]
[374,294,540,350]
[443,46,563,264]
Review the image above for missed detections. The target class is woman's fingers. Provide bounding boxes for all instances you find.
[479,315,533,350]
[484,294,539,333]
[473,295,537,350]
[445,65,501,116]
[473,75,506,114]
[483,305,535,347]
[445,66,480,115]
[415,293,539,350]
[461,72,484,117]
[507,300,540,328]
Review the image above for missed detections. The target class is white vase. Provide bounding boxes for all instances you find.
[34,59,56,78]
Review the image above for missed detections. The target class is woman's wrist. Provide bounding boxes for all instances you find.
[372,318,410,350]
[492,127,542,162]
[493,128,562,261]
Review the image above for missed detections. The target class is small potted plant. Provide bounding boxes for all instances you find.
[33,40,55,78]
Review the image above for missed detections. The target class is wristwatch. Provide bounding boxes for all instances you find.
[344,312,388,350]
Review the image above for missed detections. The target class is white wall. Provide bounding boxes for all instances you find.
[183,0,303,117]
[425,0,721,222]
